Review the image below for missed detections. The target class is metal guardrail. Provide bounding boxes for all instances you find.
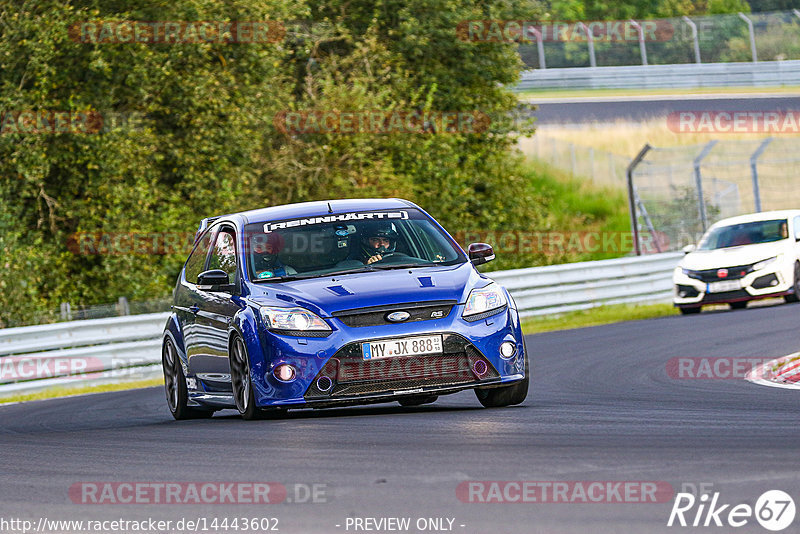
[0,253,683,397]
[515,60,800,91]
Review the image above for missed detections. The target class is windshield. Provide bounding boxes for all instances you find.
[243,208,466,281]
[697,219,788,250]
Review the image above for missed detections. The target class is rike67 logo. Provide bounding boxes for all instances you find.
[667,490,795,531]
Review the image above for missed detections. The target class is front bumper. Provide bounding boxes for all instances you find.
[673,262,793,307]
[249,305,526,408]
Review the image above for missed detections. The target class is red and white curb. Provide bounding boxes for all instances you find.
[746,352,800,390]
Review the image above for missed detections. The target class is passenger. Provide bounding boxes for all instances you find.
[252,234,294,278]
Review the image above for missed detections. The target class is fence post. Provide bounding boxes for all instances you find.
[682,16,701,63]
[750,137,773,212]
[528,26,546,69]
[570,143,577,176]
[629,20,648,66]
[627,144,652,256]
[589,147,595,182]
[60,302,72,321]
[694,140,718,232]
[577,22,597,67]
[117,296,130,316]
[738,13,758,63]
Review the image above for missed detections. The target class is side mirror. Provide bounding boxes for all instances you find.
[468,243,495,266]
[682,244,696,254]
[197,269,234,291]
[794,229,800,242]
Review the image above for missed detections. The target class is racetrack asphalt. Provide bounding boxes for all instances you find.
[1,302,799,533]
[529,95,800,124]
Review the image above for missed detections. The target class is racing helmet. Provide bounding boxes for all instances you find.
[360,221,399,257]
[252,232,283,269]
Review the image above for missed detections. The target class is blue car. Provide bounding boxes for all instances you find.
[162,198,529,420]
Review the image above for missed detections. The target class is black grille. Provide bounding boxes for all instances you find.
[752,273,779,289]
[304,333,498,400]
[331,300,456,327]
[676,285,700,298]
[701,289,750,303]
[687,264,753,283]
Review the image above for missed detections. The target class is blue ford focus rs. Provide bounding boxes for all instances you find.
[162,198,528,420]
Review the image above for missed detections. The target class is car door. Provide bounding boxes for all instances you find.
[192,225,242,393]
[174,228,214,372]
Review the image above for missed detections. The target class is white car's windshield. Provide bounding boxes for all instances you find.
[244,208,466,281]
[697,219,788,250]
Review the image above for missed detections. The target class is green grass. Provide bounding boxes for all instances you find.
[521,302,677,335]
[0,378,164,405]
[516,85,800,100]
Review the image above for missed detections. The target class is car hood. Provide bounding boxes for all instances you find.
[681,242,789,270]
[246,262,485,316]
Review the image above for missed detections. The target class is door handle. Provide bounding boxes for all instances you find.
[189,305,200,314]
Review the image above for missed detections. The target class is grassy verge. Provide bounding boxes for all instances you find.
[521,302,677,335]
[516,85,800,100]
[0,378,164,405]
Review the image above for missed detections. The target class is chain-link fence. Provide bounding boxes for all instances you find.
[1,296,172,329]
[521,134,631,188]
[630,138,800,252]
[518,10,800,69]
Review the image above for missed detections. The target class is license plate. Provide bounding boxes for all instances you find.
[362,335,443,360]
[707,280,742,293]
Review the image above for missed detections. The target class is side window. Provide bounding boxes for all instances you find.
[208,230,238,282]
[184,231,213,284]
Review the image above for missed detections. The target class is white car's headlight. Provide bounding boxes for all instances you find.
[463,282,508,319]
[260,307,331,334]
[753,256,779,271]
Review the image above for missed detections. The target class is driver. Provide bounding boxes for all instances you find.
[360,222,399,265]
[251,233,294,279]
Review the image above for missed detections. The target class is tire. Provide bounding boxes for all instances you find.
[475,341,529,408]
[398,395,438,407]
[162,337,214,420]
[229,335,264,420]
[679,306,701,315]
[784,262,800,303]
[730,301,748,310]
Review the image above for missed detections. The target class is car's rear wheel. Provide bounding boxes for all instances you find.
[730,301,748,310]
[398,395,438,407]
[679,306,701,315]
[784,262,800,303]
[162,337,214,420]
[475,341,529,408]
[229,335,263,421]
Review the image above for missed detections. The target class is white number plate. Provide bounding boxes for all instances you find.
[362,335,443,360]
[707,280,742,293]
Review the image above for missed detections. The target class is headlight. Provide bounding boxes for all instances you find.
[463,282,508,319]
[681,268,694,276]
[259,306,331,334]
[752,256,778,271]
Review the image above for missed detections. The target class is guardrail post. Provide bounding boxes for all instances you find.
[627,144,652,256]
[682,16,701,63]
[629,20,648,66]
[738,13,758,63]
[117,296,130,316]
[60,302,72,321]
[577,22,597,67]
[694,140,718,232]
[750,137,772,212]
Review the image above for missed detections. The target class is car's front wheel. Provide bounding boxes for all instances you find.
[475,342,529,408]
[785,262,800,303]
[229,335,263,420]
[162,337,214,420]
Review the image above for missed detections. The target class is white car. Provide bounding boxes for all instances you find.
[673,210,800,314]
